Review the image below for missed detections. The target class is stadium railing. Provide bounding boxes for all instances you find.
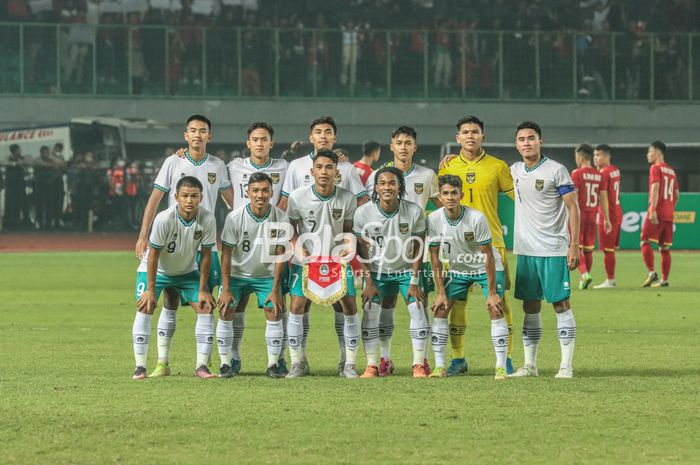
[0,23,699,102]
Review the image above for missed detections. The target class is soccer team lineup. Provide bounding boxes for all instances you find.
[130,114,679,381]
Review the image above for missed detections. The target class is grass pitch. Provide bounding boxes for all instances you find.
[0,251,698,465]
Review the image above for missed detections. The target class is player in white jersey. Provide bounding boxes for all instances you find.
[225,121,289,376]
[134,115,232,377]
[285,150,361,378]
[427,175,507,379]
[509,121,580,379]
[354,166,428,378]
[228,122,288,208]
[364,126,440,375]
[278,116,368,210]
[277,116,368,375]
[131,176,217,380]
[216,172,291,378]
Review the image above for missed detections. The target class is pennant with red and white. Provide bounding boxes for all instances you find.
[302,256,347,306]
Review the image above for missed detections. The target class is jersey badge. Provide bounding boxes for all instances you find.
[334,173,342,186]
[194,230,203,241]
[466,173,476,184]
[332,208,343,220]
[414,183,424,194]
[535,179,544,191]
[270,173,280,184]
[464,232,475,242]
[208,173,216,184]
[399,223,409,234]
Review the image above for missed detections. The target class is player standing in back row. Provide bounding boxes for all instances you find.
[640,141,679,288]
[509,121,580,379]
[571,143,602,290]
[592,144,623,289]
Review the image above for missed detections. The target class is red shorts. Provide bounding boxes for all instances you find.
[640,218,674,247]
[579,212,597,250]
[598,220,621,252]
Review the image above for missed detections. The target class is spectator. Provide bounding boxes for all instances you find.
[34,145,64,229]
[340,20,359,88]
[3,144,31,229]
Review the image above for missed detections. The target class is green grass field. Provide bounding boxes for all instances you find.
[1,251,699,465]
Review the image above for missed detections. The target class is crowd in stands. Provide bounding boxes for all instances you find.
[1,1,698,99]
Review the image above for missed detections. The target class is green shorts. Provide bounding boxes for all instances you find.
[445,271,506,301]
[514,255,571,303]
[289,264,356,298]
[228,275,275,309]
[135,270,200,304]
[367,271,418,304]
[196,250,222,291]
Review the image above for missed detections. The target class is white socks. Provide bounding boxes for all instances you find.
[195,314,214,368]
[431,317,449,369]
[378,306,394,360]
[556,309,576,370]
[522,313,542,368]
[132,311,152,368]
[265,319,284,367]
[216,319,234,367]
[408,302,429,365]
[343,313,361,366]
[280,310,288,362]
[361,302,381,366]
[491,318,509,370]
[302,312,310,358]
[156,307,177,364]
[231,311,245,361]
[287,313,304,364]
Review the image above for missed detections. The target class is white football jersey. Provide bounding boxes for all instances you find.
[353,200,426,274]
[287,185,357,265]
[427,206,503,275]
[281,153,367,199]
[366,162,438,210]
[227,157,288,209]
[221,204,290,278]
[138,205,216,276]
[510,156,575,257]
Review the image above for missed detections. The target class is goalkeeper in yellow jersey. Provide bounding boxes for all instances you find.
[438,116,515,375]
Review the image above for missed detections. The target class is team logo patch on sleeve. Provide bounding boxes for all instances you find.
[332,208,343,220]
[464,232,475,242]
[270,173,280,184]
[535,179,544,191]
[466,172,476,184]
[194,230,203,240]
[208,173,216,184]
[399,223,409,234]
[414,183,424,194]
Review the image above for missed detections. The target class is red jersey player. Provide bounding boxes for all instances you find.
[572,143,602,290]
[641,141,679,288]
[593,144,623,289]
[353,140,381,186]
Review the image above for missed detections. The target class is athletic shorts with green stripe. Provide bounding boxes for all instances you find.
[514,255,571,303]
[444,270,506,301]
[367,271,421,304]
[288,263,356,298]
[135,270,201,304]
[227,276,276,309]
[196,250,222,291]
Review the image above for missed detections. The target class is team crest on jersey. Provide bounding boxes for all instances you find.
[270,229,278,238]
[414,183,424,194]
[535,179,544,191]
[334,174,342,186]
[464,232,475,242]
[332,209,343,220]
[399,223,409,234]
[194,230,203,241]
[270,173,280,184]
[466,172,476,184]
[208,173,216,184]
